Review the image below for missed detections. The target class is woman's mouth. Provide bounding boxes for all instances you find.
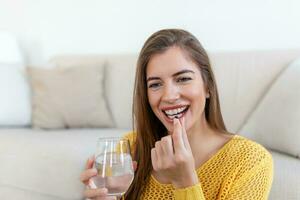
[162,105,189,121]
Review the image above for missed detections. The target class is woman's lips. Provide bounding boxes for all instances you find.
[162,106,189,123]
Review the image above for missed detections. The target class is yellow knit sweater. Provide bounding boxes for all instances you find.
[123,132,273,200]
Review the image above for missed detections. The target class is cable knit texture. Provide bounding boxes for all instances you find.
[123,132,273,200]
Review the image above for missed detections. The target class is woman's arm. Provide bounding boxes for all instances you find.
[173,183,206,200]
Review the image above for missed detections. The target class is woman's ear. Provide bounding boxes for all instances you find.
[205,89,210,98]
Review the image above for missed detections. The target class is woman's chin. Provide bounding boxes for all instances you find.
[166,128,173,135]
[160,122,173,134]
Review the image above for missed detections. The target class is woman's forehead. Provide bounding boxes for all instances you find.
[146,47,199,77]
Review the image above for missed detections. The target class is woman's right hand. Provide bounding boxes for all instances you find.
[80,156,138,200]
[80,156,115,200]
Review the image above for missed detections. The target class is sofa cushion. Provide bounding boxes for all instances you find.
[240,58,300,158]
[0,64,31,126]
[27,64,114,129]
[49,55,106,69]
[0,186,62,200]
[210,50,300,133]
[0,128,128,199]
[105,55,137,129]
[0,31,24,64]
[0,32,30,127]
[269,150,300,200]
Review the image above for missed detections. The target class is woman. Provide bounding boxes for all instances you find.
[80,29,273,200]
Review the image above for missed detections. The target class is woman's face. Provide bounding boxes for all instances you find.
[146,46,209,134]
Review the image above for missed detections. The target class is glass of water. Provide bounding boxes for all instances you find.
[90,137,134,199]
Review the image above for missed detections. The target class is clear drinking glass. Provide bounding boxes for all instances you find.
[90,137,134,199]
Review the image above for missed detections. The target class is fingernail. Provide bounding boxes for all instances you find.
[89,155,94,161]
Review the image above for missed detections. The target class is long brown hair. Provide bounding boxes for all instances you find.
[124,29,227,199]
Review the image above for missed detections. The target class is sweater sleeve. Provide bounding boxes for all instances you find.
[121,131,137,157]
[173,183,206,200]
[223,152,274,200]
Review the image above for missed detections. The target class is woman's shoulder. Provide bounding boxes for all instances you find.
[122,131,137,155]
[122,131,137,143]
[232,135,272,156]
[230,134,273,168]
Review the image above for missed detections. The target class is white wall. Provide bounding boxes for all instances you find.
[1,0,300,64]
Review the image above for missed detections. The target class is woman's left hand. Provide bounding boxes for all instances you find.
[151,117,199,188]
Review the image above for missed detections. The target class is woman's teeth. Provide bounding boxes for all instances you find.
[167,112,184,119]
[163,106,188,119]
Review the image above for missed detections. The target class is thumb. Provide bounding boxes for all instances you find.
[85,155,95,169]
[132,161,138,171]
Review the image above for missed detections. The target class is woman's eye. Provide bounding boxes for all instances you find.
[177,77,192,83]
[148,82,161,89]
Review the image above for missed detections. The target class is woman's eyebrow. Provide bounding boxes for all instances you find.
[172,69,195,77]
[147,69,195,82]
[146,77,160,82]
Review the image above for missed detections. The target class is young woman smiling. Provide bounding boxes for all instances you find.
[80,29,273,200]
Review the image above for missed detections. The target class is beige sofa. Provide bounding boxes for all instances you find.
[1,50,300,200]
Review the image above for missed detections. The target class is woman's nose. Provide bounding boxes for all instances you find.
[161,83,180,103]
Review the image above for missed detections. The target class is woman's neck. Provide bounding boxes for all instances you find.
[187,115,212,142]
[186,117,219,159]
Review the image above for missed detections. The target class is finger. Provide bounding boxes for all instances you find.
[84,188,108,198]
[95,197,116,200]
[172,118,185,152]
[151,148,158,171]
[80,168,97,184]
[161,135,174,155]
[180,117,191,151]
[155,141,164,158]
[132,161,138,171]
[154,141,163,167]
[85,155,95,170]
